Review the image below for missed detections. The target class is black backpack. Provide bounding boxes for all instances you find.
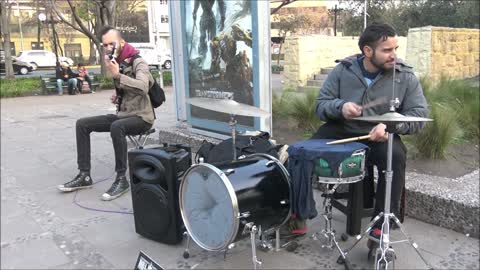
[195,132,279,163]
[130,54,166,108]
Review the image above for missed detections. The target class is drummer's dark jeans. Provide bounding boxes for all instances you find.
[311,122,406,221]
[76,114,152,175]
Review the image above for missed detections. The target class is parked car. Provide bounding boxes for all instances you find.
[15,50,74,70]
[0,54,34,75]
[132,45,172,69]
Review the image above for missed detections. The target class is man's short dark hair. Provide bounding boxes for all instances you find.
[358,23,397,54]
[99,26,122,39]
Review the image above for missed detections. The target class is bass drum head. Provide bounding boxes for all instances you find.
[179,163,239,251]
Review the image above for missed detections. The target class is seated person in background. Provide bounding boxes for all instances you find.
[286,23,428,241]
[56,62,78,95]
[76,63,94,93]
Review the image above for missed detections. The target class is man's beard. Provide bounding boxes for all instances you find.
[371,51,393,72]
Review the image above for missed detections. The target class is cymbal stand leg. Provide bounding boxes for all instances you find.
[229,114,237,160]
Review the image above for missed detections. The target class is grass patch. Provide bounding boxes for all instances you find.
[151,70,173,86]
[94,75,115,90]
[410,103,460,159]
[272,65,284,74]
[286,88,323,135]
[272,88,293,119]
[0,77,42,98]
[423,77,479,143]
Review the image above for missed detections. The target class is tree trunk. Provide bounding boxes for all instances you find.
[277,35,285,66]
[89,39,97,65]
[1,0,15,79]
[36,0,41,48]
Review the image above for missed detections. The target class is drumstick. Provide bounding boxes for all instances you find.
[326,135,371,145]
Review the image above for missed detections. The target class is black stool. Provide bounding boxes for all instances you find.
[127,128,156,150]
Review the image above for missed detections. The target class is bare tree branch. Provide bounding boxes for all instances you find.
[271,0,298,15]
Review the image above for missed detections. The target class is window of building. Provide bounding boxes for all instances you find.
[161,15,169,23]
[64,43,82,60]
[31,42,44,50]
[160,0,168,5]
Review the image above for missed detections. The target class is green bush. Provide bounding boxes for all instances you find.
[93,75,114,90]
[412,103,460,159]
[0,77,42,98]
[421,77,479,143]
[272,65,284,74]
[287,89,322,134]
[272,88,293,118]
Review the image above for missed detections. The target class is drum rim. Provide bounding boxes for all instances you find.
[179,163,240,251]
[241,153,292,234]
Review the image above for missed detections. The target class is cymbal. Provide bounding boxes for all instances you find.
[353,112,433,123]
[187,97,271,117]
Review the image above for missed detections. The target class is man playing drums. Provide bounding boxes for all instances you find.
[288,23,428,243]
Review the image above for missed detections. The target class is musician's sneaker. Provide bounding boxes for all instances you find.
[58,172,93,192]
[279,216,308,238]
[101,175,130,201]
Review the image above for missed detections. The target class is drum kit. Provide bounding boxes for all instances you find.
[180,95,434,270]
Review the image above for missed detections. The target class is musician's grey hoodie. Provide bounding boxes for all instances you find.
[315,54,428,135]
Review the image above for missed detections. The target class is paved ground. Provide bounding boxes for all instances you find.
[1,89,479,269]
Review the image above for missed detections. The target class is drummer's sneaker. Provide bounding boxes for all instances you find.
[101,175,130,201]
[58,172,93,192]
[279,214,308,238]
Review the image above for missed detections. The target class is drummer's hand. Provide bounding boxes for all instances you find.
[342,102,362,119]
[369,123,388,142]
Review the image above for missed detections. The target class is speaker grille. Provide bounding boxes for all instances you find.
[132,185,171,238]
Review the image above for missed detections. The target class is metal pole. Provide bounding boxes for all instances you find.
[16,0,24,51]
[334,4,337,36]
[364,0,367,30]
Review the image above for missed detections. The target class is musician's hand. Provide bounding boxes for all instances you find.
[104,55,120,79]
[369,123,388,142]
[111,94,118,104]
[342,102,362,119]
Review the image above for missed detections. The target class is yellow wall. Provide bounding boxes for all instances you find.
[283,35,407,87]
[9,33,93,59]
[406,26,479,82]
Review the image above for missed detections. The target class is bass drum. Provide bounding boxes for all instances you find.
[179,153,291,251]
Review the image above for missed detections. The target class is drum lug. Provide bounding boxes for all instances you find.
[265,160,275,167]
[225,169,235,176]
[238,211,251,219]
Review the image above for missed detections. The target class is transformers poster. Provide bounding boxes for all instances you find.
[184,0,256,132]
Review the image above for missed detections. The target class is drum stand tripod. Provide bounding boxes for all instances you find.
[313,183,349,256]
[338,101,433,270]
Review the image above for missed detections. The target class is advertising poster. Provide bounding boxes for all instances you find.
[181,0,266,134]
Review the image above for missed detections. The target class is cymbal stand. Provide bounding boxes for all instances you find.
[229,114,238,160]
[339,99,433,270]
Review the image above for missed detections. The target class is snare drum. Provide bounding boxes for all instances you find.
[289,139,368,184]
[179,154,291,251]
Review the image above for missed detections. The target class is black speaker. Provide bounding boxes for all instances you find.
[128,144,191,244]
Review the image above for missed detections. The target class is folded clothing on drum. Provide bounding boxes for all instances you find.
[286,139,369,220]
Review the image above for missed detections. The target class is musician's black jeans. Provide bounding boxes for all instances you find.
[76,114,152,175]
[311,122,406,221]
